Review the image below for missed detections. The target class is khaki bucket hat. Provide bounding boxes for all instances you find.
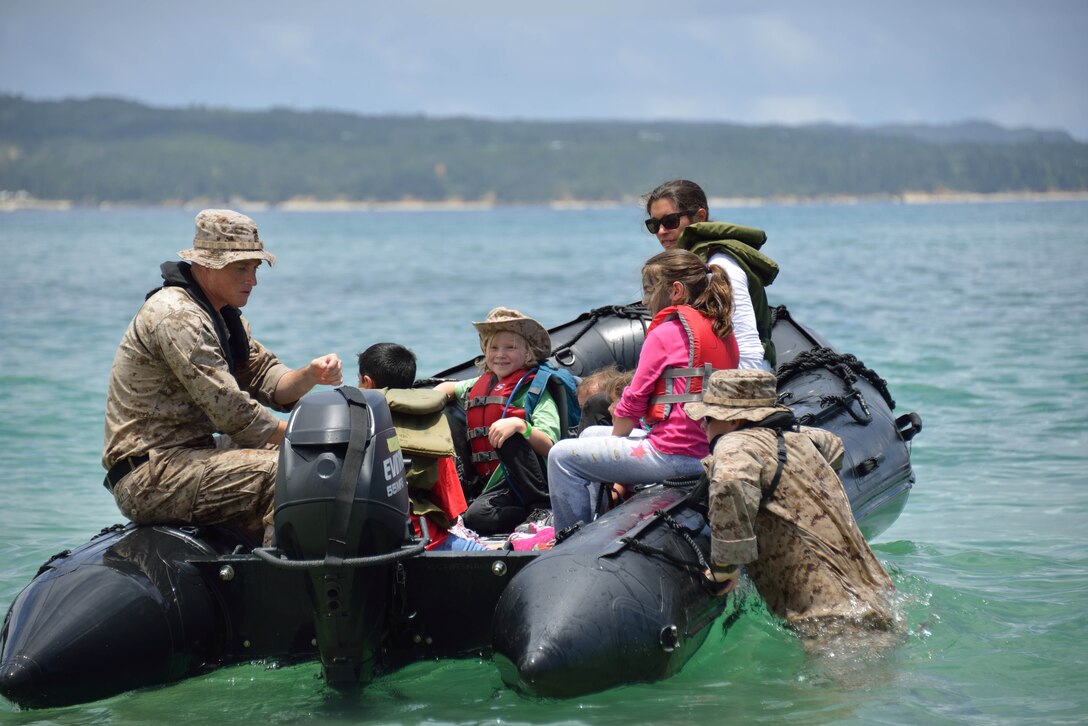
[472,307,552,363]
[685,369,791,423]
[178,209,276,269]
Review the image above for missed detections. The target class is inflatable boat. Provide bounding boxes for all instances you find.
[0,303,920,709]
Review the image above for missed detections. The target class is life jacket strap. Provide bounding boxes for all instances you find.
[649,363,718,406]
[664,364,716,378]
[468,395,510,407]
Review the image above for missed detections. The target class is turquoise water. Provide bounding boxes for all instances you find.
[1,202,1086,724]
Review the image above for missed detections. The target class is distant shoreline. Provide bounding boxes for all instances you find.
[2,189,1086,213]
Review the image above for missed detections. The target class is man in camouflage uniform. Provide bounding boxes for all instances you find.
[685,369,895,637]
[102,209,342,546]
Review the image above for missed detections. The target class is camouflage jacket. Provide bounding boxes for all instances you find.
[102,286,290,469]
[701,425,845,567]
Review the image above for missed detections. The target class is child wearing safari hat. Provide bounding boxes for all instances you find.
[686,368,896,639]
[434,307,561,534]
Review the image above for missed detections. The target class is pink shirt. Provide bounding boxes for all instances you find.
[612,318,710,459]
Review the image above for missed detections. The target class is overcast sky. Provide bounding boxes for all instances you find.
[3,1,1086,140]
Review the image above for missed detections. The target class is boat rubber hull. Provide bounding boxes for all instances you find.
[0,303,918,708]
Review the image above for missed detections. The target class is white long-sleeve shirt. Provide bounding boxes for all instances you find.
[708,251,772,371]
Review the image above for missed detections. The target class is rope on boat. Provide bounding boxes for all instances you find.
[619,510,724,593]
[769,303,788,328]
[771,303,894,409]
[250,517,431,570]
[551,303,651,367]
[35,549,73,577]
[251,544,428,574]
[776,346,897,410]
[251,542,427,570]
[33,524,128,577]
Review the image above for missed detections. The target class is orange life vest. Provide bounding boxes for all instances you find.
[644,305,739,424]
[412,457,468,550]
[465,368,536,477]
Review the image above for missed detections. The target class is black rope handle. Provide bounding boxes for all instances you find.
[618,510,729,593]
[550,303,651,366]
[777,346,896,410]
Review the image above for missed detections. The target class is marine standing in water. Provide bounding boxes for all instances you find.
[686,368,896,639]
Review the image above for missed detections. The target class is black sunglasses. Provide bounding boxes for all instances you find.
[644,209,698,234]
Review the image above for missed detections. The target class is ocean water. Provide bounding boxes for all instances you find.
[1,201,1086,724]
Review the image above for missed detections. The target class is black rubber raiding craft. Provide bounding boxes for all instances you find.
[0,303,919,708]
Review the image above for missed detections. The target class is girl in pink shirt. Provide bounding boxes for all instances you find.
[548,249,739,530]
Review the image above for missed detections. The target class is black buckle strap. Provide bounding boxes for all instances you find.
[760,430,789,507]
[325,387,372,568]
[103,454,150,492]
[470,450,498,464]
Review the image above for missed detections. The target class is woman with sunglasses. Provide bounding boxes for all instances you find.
[644,179,779,371]
[547,248,739,532]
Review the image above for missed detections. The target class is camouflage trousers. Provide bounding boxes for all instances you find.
[112,446,277,546]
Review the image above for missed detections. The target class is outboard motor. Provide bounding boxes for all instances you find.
[266,387,410,688]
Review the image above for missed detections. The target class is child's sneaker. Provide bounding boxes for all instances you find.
[514,508,554,533]
[508,526,556,551]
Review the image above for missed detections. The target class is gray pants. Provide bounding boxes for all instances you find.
[548,425,705,531]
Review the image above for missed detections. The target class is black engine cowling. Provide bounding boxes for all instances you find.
[272,387,410,687]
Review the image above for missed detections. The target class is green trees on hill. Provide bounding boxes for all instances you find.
[1,95,1085,205]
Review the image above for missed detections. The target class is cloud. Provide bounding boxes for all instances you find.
[244,23,322,71]
[745,95,854,126]
[984,92,1088,135]
[729,13,830,73]
[1,0,1085,138]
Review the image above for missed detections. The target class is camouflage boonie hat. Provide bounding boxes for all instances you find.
[472,307,552,363]
[178,209,276,269]
[685,369,791,423]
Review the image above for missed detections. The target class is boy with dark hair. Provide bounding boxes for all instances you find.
[357,342,485,551]
[357,342,416,389]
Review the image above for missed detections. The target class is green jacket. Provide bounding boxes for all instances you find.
[383,388,457,526]
[678,221,780,367]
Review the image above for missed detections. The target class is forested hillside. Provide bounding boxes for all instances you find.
[2,95,1086,205]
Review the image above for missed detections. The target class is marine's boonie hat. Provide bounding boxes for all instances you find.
[472,307,552,363]
[178,209,276,269]
[684,369,791,422]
